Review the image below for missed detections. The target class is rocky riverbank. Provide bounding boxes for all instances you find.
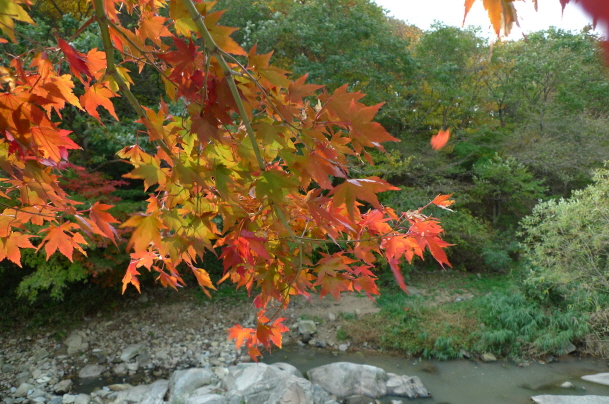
[0,291,389,404]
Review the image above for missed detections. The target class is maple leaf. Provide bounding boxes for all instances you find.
[89,202,120,243]
[137,15,171,42]
[122,260,141,293]
[121,212,165,253]
[31,127,80,162]
[330,177,399,219]
[0,232,35,267]
[228,324,256,349]
[191,266,216,297]
[431,194,455,210]
[431,129,450,150]
[81,83,119,122]
[38,223,87,262]
[57,38,92,82]
[256,317,289,349]
[0,0,35,43]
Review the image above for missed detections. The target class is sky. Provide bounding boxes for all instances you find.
[373,0,603,40]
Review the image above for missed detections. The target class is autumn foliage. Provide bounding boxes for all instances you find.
[0,0,457,359]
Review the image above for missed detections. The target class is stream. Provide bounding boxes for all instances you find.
[263,346,609,404]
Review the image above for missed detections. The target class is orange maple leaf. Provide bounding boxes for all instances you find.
[431,194,455,210]
[0,232,35,267]
[89,202,120,243]
[81,83,119,122]
[228,324,256,349]
[38,223,87,262]
[431,129,450,150]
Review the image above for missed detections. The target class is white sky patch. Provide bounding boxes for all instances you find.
[374,0,604,40]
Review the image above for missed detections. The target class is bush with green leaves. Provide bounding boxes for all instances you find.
[520,167,609,310]
[470,154,547,227]
[475,291,589,357]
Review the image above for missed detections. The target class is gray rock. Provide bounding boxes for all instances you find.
[560,382,576,389]
[169,368,215,400]
[15,371,32,386]
[29,389,46,399]
[563,342,577,354]
[113,364,127,377]
[185,395,226,404]
[49,397,62,404]
[328,313,337,321]
[297,320,317,335]
[583,373,609,386]
[73,394,90,404]
[338,344,349,352]
[33,349,50,362]
[307,362,388,399]
[32,397,47,404]
[225,373,336,404]
[78,365,105,379]
[459,349,471,359]
[65,332,88,355]
[120,344,147,363]
[141,380,169,404]
[532,395,609,404]
[14,383,34,398]
[112,385,149,404]
[113,380,168,404]
[3,364,16,373]
[223,363,280,393]
[480,353,497,363]
[53,380,73,395]
[385,373,429,399]
[269,363,303,379]
[391,401,404,404]
[62,395,76,404]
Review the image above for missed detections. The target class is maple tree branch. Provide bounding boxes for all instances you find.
[92,0,173,157]
[104,19,176,87]
[181,0,265,171]
[181,0,300,244]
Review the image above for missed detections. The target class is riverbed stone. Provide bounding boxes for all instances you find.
[185,395,226,404]
[563,342,577,354]
[385,373,429,399]
[120,344,146,362]
[560,382,575,389]
[582,373,609,386]
[14,383,34,398]
[168,368,215,400]
[225,373,336,404]
[480,353,497,363]
[65,332,88,355]
[73,394,90,404]
[53,380,72,395]
[78,365,104,379]
[532,395,609,404]
[15,371,31,386]
[297,320,316,335]
[307,362,388,399]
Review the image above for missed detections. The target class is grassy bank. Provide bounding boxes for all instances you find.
[341,270,593,360]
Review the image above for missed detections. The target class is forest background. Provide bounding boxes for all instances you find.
[3,0,609,359]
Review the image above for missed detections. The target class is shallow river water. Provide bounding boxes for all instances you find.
[263,346,609,404]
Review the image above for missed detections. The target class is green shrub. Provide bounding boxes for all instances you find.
[520,167,609,310]
[475,292,589,357]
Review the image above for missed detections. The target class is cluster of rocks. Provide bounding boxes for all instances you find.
[3,361,430,404]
